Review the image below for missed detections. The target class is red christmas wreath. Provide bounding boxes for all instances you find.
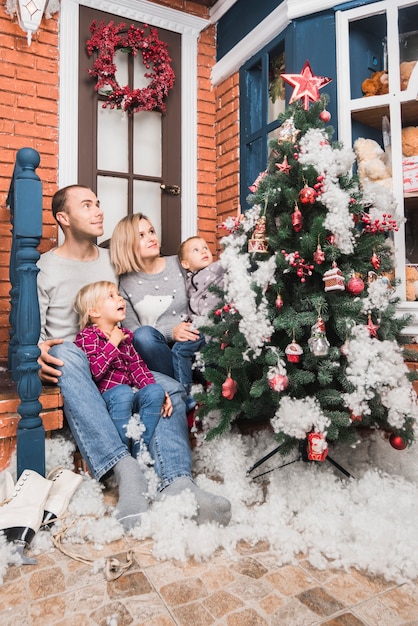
[86,20,175,114]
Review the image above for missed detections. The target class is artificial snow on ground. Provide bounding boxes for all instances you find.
[1,418,418,585]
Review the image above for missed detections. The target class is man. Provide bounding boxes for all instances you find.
[37,185,231,530]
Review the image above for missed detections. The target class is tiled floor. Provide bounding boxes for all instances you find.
[1,484,418,626]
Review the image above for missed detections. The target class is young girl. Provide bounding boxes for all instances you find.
[74,281,172,457]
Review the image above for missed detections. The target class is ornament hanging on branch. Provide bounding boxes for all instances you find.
[276,155,291,174]
[248,170,267,193]
[319,108,331,123]
[371,252,381,270]
[221,373,237,400]
[292,204,303,232]
[323,262,345,292]
[299,185,316,205]
[277,116,300,144]
[281,60,332,110]
[308,316,330,357]
[366,313,380,337]
[346,273,365,296]
[267,362,289,392]
[275,293,284,309]
[285,335,303,363]
[313,241,325,264]
[248,216,269,253]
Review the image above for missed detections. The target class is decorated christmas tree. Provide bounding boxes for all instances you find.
[196,62,418,461]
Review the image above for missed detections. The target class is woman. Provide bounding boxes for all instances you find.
[110,214,202,401]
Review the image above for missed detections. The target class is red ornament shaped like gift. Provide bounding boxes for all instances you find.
[285,340,303,363]
[221,374,237,400]
[299,185,316,205]
[307,432,328,461]
[346,274,365,295]
[389,433,407,450]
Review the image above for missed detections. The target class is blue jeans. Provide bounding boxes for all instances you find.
[172,335,205,388]
[134,326,205,388]
[133,326,175,377]
[50,342,191,487]
[102,383,165,456]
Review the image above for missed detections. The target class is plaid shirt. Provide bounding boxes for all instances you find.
[74,326,155,393]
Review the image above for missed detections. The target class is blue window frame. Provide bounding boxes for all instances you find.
[239,11,337,212]
[240,35,287,211]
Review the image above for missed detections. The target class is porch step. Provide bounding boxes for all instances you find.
[0,367,64,471]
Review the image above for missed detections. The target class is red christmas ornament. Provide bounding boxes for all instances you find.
[292,206,303,232]
[221,374,237,400]
[319,109,331,123]
[275,293,284,309]
[268,373,289,392]
[285,340,303,363]
[366,314,380,337]
[299,185,316,205]
[307,432,328,461]
[276,155,291,174]
[389,433,407,450]
[281,60,332,110]
[371,252,381,270]
[346,275,365,295]
[313,243,325,264]
[350,412,362,422]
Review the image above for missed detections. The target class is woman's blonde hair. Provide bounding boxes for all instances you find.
[74,281,116,330]
[110,212,154,275]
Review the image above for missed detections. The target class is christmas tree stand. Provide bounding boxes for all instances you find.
[247,440,354,480]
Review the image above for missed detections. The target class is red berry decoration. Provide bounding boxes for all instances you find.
[346,275,365,295]
[389,433,407,450]
[319,109,331,123]
[299,185,316,205]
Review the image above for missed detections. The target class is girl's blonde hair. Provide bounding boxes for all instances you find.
[110,212,154,275]
[74,281,116,330]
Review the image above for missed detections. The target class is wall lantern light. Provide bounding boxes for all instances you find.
[17,0,48,44]
[6,0,60,45]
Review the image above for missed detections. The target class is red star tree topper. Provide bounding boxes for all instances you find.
[281,60,332,110]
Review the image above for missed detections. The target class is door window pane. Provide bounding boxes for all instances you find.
[97,105,129,172]
[134,111,162,177]
[97,176,128,244]
[268,49,285,124]
[133,179,162,238]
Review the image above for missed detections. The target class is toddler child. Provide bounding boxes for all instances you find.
[74,281,171,457]
[175,236,225,409]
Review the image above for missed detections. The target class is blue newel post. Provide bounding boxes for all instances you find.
[9,148,45,476]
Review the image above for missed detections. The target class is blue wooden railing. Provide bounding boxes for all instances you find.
[7,147,45,477]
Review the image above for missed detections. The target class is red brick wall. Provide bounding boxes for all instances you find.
[0,0,240,363]
[0,6,59,363]
[215,72,240,253]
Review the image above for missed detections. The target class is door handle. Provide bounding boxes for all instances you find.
[160,184,180,196]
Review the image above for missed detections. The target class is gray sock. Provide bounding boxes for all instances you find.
[113,456,148,530]
[161,476,231,526]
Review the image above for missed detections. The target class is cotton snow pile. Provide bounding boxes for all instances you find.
[1,426,418,586]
